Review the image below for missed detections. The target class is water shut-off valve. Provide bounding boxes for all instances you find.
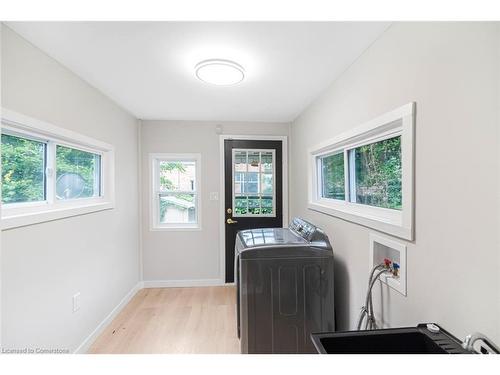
[383,258,400,278]
[392,263,400,277]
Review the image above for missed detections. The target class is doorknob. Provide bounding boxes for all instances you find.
[226,218,238,225]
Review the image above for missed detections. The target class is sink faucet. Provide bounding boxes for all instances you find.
[462,333,500,354]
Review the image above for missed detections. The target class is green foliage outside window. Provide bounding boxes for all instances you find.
[320,136,402,210]
[354,136,402,210]
[1,134,45,204]
[56,145,100,199]
[321,152,345,200]
[1,134,101,204]
[159,161,186,191]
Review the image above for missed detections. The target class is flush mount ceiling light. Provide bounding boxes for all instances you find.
[195,59,245,86]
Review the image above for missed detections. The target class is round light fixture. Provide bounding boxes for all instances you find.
[195,59,245,85]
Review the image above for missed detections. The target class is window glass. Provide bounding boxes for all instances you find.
[56,145,101,200]
[235,196,248,215]
[245,172,259,194]
[157,160,197,225]
[1,133,46,204]
[261,173,273,195]
[320,152,345,200]
[261,152,273,172]
[233,150,275,216]
[247,151,260,172]
[350,136,402,210]
[159,193,196,224]
[261,196,273,214]
[234,152,247,172]
[159,161,195,192]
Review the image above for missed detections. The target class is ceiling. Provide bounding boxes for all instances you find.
[6,22,390,122]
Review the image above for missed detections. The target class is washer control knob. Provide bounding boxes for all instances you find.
[426,323,440,333]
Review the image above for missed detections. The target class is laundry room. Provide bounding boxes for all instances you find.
[0,1,499,374]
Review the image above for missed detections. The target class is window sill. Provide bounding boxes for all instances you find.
[1,201,114,230]
[150,225,202,232]
[308,201,412,240]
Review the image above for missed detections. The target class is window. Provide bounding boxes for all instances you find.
[349,136,401,209]
[1,109,114,230]
[56,145,101,200]
[1,133,46,204]
[318,136,402,209]
[233,149,275,216]
[151,153,201,230]
[320,152,345,200]
[309,103,415,240]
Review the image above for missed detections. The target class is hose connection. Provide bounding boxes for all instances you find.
[392,263,400,277]
[383,258,392,269]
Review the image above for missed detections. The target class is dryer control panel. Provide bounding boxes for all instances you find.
[289,217,331,248]
[289,217,316,241]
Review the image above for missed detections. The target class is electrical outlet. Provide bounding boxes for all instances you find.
[73,292,81,312]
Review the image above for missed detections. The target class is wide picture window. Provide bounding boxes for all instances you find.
[309,103,415,240]
[151,154,201,230]
[1,109,114,229]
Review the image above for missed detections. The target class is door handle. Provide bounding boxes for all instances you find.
[226,218,238,225]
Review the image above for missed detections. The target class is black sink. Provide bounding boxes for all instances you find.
[311,324,468,354]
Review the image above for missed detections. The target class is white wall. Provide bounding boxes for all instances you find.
[0,24,3,349]
[141,121,289,284]
[2,21,498,351]
[1,25,140,352]
[290,22,500,343]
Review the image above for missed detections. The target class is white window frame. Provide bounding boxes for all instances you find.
[149,153,202,231]
[308,103,415,240]
[1,108,115,230]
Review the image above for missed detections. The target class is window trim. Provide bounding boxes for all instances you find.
[149,153,202,231]
[1,108,115,230]
[308,103,415,240]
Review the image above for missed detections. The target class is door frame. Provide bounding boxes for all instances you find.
[219,134,289,284]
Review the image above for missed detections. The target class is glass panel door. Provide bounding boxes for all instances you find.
[232,149,275,217]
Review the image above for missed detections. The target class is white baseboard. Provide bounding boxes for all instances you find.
[74,281,143,354]
[143,278,224,288]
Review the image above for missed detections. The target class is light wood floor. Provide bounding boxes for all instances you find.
[88,286,240,354]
